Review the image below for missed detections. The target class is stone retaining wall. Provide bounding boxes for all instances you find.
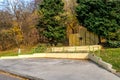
[51,45,102,52]
[0,53,89,59]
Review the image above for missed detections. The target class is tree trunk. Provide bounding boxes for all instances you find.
[98,35,101,44]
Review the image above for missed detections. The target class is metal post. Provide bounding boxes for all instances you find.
[18,48,21,55]
[75,46,77,52]
[63,47,64,52]
[89,45,90,53]
[93,47,95,54]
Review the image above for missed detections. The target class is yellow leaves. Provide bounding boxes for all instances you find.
[69,21,74,27]
[54,16,61,21]
[11,26,21,33]
[10,26,23,43]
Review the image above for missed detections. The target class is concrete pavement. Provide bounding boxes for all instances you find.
[0,71,26,80]
[0,58,119,80]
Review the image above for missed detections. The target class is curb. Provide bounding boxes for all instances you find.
[115,73,120,77]
[0,53,89,60]
[88,53,120,77]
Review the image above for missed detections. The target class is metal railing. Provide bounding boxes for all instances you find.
[49,45,101,53]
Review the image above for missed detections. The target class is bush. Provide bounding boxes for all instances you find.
[32,44,47,53]
[105,41,120,48]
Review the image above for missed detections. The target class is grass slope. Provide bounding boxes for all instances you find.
[0,46,34,57]
[96,48,120,72]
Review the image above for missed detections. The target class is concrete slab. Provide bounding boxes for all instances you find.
[0,72,22,80]
[0,74,19,80]
[0,58,119,80]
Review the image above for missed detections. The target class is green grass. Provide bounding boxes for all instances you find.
[0,51,18,57]
[0,46,35,57]
[0,44,47,57]
[95,48,120,72]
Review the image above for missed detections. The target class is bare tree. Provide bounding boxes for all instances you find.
[4,0,39,45]
[0,0,40,50]
[0,10,14,50]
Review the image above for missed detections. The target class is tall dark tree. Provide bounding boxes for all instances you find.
[76,0,120,43]
[37,0,66,46]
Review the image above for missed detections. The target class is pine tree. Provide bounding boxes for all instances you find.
[76,0,120,43]
[37,0,66,46]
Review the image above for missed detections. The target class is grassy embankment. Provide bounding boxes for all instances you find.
[0,46,35,57]
[0,44,47,57]
[95,48,120,72]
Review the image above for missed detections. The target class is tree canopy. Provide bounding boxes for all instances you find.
[37,0,66,46]
[76,0,120,43]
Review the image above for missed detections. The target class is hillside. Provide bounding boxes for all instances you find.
[0,0,120,50]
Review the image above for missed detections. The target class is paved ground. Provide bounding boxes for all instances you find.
[0,72,22,80]
[0,58,119,80]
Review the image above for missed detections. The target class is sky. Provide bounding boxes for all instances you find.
[0,0,5,6]
[0,0,33,10]
[0,0,6,10]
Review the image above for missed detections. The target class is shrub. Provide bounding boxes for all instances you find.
[32,44,47,53]
[105,40,120,48]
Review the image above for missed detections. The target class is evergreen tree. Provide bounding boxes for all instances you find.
[76,0,120,43]
[37,0,66,46]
